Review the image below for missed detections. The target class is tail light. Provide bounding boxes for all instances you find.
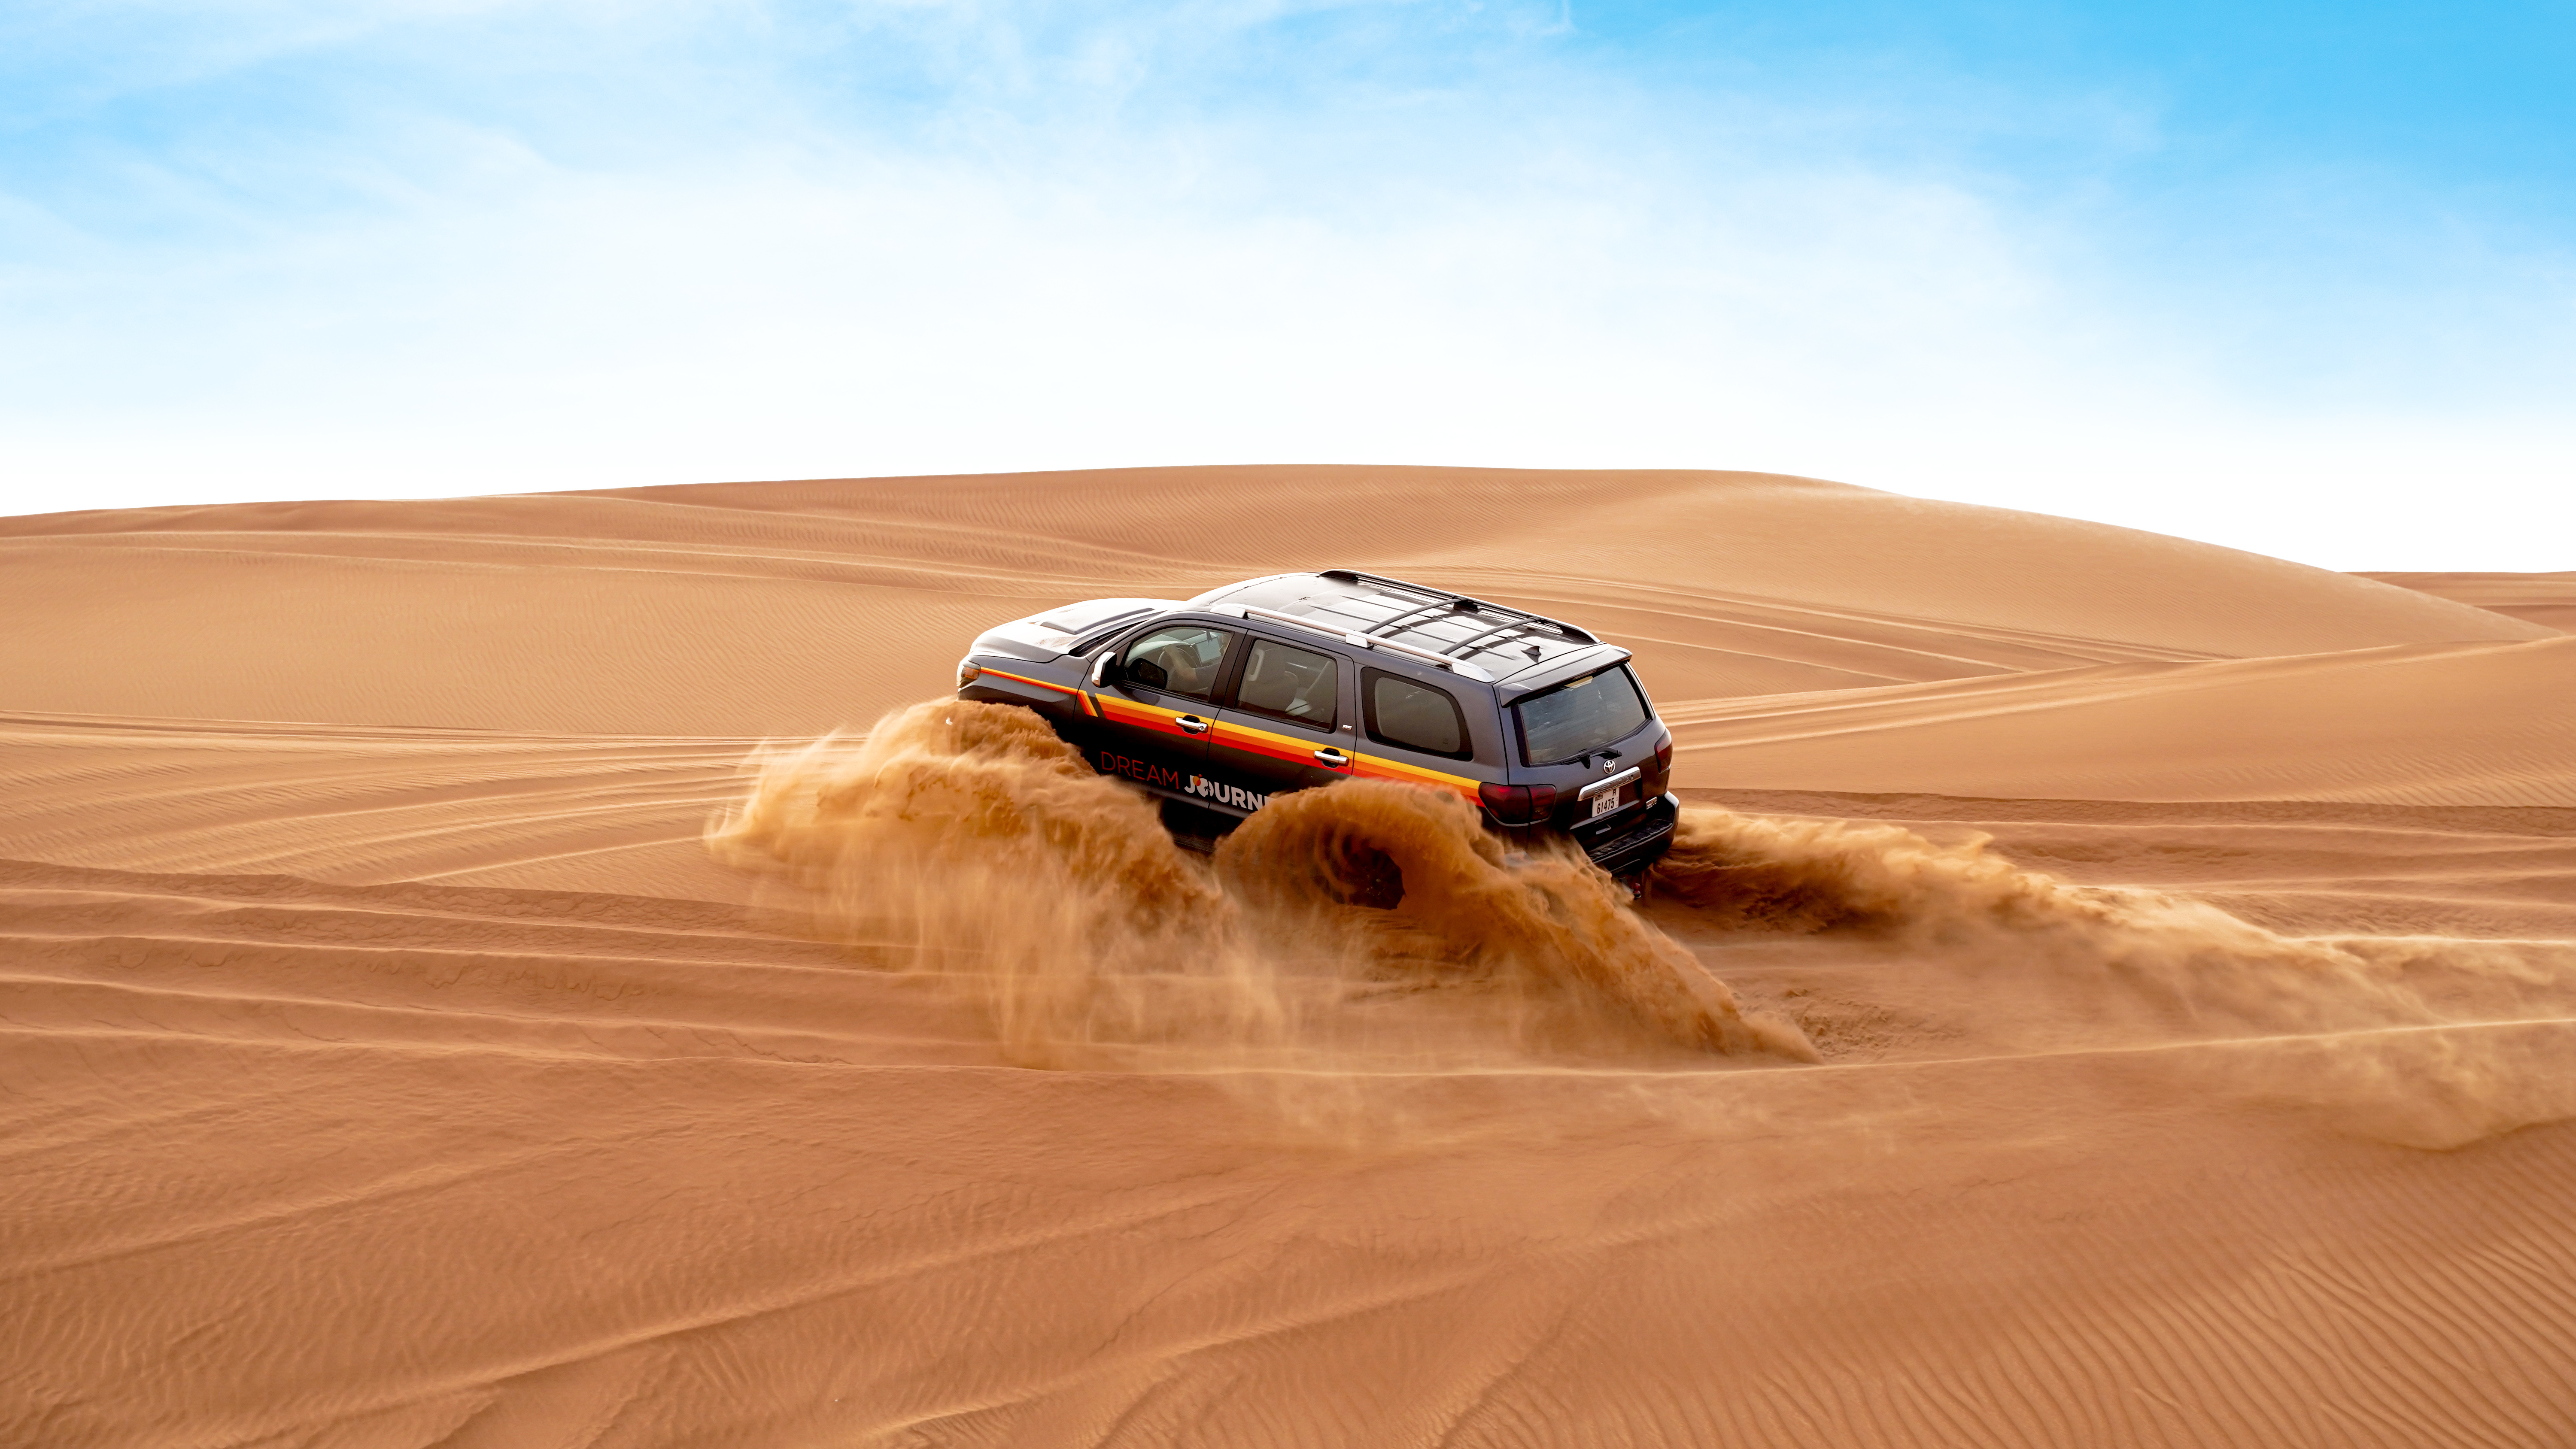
[1478,782,1559,826]
[1641,735,1674,797]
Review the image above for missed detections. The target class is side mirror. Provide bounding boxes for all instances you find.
[1089,648,1118,687]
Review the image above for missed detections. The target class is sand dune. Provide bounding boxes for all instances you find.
[2363,570,2576,634]
[0,712,753,899]
[3,468,2544,733]
[1667,635,2576,806]
[5,467,2573,1448]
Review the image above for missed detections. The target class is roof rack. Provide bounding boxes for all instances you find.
[1442,617,1553,658]
[1242,605,1496,682]
[1315,570,1599,649]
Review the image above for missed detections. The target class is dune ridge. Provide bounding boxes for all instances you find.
[3,467,2544,735]
[1664,636,2576,806]
[2363,570,2576,633]
[4,467,2573,1448]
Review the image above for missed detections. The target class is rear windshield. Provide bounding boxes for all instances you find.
[1516,666,1650,765]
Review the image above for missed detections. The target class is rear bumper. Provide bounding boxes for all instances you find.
[1579,792,1680,877]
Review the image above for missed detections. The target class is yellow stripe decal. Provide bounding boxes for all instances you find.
[1206,718,1477,799]
[1210,718,1352,771]
[1352,751,1481,802]
[1094,695,1205,739]
[1080,696,1479,803]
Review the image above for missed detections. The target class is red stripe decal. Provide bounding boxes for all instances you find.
[984,667,1076,694]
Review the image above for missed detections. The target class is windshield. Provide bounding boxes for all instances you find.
[1038,598,1161,636]
[1516,665,1649,765]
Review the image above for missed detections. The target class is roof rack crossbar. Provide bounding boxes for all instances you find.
[1443,619,1545,658]
[1366,634,1495,681]
[1318,569,1598,646]
[1367,599,1461,637]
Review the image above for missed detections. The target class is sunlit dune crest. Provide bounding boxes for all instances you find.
[5,467,2573,1448]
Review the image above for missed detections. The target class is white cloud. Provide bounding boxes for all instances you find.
[2,0,2569,566]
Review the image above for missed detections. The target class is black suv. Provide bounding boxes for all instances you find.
[955,570,1680,878]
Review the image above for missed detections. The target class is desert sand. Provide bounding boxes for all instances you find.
[4,466,2573,1447]
[2360,572,2576,635]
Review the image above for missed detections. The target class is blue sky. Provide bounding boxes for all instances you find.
[2,0,2570,566]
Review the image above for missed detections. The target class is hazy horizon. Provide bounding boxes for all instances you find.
[5,0,2570,569]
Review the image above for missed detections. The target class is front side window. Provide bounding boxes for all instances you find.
[1364,670,1471,759]
[1234,637,1341,726]
[1122,625,1236,700]
[1516,665,1649,764]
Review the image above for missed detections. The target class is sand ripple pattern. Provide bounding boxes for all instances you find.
[5,470,2575,1447]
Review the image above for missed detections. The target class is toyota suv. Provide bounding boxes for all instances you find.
[955,570,1680,880]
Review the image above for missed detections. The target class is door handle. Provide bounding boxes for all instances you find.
[1176,715,1210,735]
[1313,748,1349,767]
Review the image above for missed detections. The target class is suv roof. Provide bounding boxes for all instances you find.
[1188,570,1602,685]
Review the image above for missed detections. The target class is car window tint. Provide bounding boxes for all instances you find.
[1235,638,1340,726]
[1367,672,1468,757]
[1121,625,1235,700]
[1516,666,1649,764]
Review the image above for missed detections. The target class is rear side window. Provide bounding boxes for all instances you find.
[1516,665,1649,764]
[1234,637,1340,726]
[1364,669,1471,759]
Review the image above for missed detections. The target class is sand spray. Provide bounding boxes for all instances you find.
[710,700,2576,1143]
[1652,805,2576,1145]
[1653,807,2433,1034]
[707,701,1814,1070]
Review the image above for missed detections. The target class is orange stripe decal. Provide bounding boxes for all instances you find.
[1209,719,1352,772]
[983,667,1077,694]
[1205,718,1477,799]
[1094,695,1206,740]
[1352,751,1481,803]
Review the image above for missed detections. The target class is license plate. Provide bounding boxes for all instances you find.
[1589,788,1624,821]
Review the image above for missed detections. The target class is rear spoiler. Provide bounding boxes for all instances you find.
[1492,645,1632,704]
